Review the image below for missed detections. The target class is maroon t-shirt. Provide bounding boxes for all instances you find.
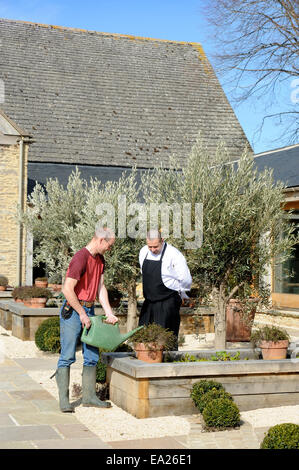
[66,248,105,302]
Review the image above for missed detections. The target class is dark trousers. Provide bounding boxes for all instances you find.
[139,293,182,347]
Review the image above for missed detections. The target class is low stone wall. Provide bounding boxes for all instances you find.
[0,300,59,340]
[103,350,299,419]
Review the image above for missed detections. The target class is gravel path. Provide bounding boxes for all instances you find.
[1,325,299,442]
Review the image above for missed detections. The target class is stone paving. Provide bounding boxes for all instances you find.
[0,352,271,450]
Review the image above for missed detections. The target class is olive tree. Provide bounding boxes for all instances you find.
[142,139,298,349]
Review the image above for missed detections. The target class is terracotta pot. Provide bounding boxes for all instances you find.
[226,299,257,342]
[30,297,47,308]
[15,298,22,303]
[134,343,164,363]
[0,286,6,291]
[35,280,48,288]
[23,299,32,307]
[260,340,289,360]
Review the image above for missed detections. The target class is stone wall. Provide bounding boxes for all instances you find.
[0,142,28,286]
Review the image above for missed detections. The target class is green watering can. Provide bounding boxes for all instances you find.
[81,315,144,351]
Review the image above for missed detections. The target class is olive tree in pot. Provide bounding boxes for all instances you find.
[143,138,298,349]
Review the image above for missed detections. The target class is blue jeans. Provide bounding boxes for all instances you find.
[57,301,99,368]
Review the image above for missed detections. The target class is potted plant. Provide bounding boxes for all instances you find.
[250,325,290,360]
[35,277,48,288]
[130,323,177,363]
[12,286,24,302]
[0,276,9,291]
[20,286,52,308]
[48,273,62,291]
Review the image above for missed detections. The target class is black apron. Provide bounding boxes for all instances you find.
[138,243,182,339]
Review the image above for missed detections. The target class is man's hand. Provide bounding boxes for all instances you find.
[79,311,91,329]
[104,312,118,325]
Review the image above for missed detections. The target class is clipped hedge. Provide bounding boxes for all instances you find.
[202,398,241,429]
[260,423,299,449]
[35,317,60,353]
[190,380,225,411]
[197,389,233,414]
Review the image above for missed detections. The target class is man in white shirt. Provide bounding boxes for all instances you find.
[138,229,192,347]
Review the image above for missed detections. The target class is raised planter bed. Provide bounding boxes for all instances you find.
[0,300,59,340]
[102,347,299,419]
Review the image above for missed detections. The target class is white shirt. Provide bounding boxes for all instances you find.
[139,243,192,299]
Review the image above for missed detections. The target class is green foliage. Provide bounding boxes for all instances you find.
[35,317,60,353]
[197,389,233,414]
[96,361,107,383]
[174,351,244,363]
[21,168,88,281]
[202,398,241,429]
[260,423,299,449]
[190,380,225,410]
[131,323,177,351]
[250,325,290,346]
[142,139,299,347]
[19,286,52,299]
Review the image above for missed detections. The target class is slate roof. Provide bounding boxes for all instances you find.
[254,144,299,188]
[0,18,250,168]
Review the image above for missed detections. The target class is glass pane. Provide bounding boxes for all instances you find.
[274,219,299,294]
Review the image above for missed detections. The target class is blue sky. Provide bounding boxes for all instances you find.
[0,0,297,154]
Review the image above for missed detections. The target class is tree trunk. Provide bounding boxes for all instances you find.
[126,281,138,332]
[214,284,227,350]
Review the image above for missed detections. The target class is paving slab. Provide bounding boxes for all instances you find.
[107,436,188,449]
[34,438,111,449]
[0,424,61,442]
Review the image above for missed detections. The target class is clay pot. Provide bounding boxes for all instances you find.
[35,280,48,288]
[0,286,6,291]
[30,297,47,308]
[260,340,289,360]
[226,299,257,342]
[15,298,22,303]
[23,299,32,307]
[134,343,164,363]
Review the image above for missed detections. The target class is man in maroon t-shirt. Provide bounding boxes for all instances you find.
[53,227,118,412]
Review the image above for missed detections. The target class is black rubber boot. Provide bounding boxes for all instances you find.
[53,367,74,413]
[82,365,111,408]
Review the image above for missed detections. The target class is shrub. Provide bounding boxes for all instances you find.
[131,323,177,351]
[260,423,299,449]
[197,389,233,414]
[0,276,8,287]
[190,380,225,410]
[35,317,60,352]
[96,361,107,383]
[202,398,241,429]
[251,325,290,346]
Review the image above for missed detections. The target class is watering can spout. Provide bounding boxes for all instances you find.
[121,325,144,344]
[81,315,144,351]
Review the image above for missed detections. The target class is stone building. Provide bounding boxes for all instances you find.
[0,18,250,287]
